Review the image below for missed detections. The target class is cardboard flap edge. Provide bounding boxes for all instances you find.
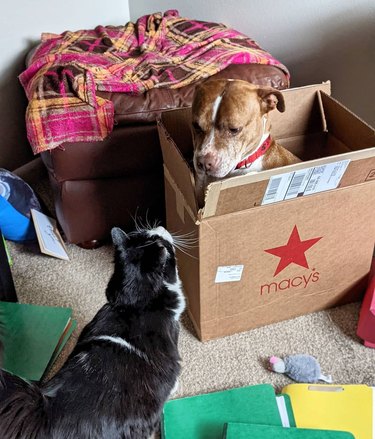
[157,118,198,216]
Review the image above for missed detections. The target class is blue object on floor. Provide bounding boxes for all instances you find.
[0,169,42,242]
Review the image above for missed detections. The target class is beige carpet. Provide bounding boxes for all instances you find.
[6,179,375,398]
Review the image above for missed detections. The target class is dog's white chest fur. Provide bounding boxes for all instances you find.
[246,155,264,172]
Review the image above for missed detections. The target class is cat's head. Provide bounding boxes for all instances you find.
[107,226,178,305]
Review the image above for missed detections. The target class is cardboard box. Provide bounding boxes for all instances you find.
[157,82,375,341]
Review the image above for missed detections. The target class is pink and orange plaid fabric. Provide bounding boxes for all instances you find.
[20,10,289,154]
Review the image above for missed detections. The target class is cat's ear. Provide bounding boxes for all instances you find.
[111,227,128,246]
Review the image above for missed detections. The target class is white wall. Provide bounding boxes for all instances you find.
[2,0,130,79]
[0,0,130,170]
[130,0,375,126]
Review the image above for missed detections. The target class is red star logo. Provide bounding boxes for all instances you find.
[265,225,322,277]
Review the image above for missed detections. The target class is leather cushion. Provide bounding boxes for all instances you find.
[99,64,289,125]
[41,124,162,182]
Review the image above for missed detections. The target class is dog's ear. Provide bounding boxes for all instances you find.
[257,87,285,113]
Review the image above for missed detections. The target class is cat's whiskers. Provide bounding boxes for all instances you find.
[123,223,199,258]
[173,238,198,246]
[172,243,198,260]
[130,208,144,233]
[171,235,198,248]
[173,230,196,236]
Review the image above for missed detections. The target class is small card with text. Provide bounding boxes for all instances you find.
[31,209,69,261]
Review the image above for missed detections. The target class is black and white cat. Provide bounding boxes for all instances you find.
[0,225,185,439]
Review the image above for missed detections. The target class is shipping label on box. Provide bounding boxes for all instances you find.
[262,159,350,205]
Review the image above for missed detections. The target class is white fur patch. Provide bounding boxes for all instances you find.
[204,95,223,150]
[148,226,173,244]
[211,95,222,122]
[147,226,185,320]
[248,155,265,172]
[93,335,149,362]
[170,379,179,395]
[164,278,186,321]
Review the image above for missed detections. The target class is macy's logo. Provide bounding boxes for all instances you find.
[260,225,322,295]
[260,269,320,295]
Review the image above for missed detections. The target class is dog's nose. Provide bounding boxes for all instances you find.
[197,153,218,173]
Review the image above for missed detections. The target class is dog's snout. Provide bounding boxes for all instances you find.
[197,153,219,173]
[196,157,205,171]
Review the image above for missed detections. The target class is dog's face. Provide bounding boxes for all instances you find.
[191,79,285,178]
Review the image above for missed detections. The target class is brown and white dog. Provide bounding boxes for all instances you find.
[191,79,299,207]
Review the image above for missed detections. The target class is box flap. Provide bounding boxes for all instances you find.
[268,82,331,139]
[202,147,375,219]
[321,92,375,151]
[158,109,198,216]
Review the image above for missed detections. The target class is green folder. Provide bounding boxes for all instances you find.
[223,423,355,438]
[162,384,283,439]
[0,301,76,381]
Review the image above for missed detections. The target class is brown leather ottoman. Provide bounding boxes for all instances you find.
[41,63,288,247]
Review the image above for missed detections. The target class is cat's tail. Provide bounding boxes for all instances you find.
[0,369,47,438]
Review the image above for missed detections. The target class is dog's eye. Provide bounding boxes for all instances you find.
[228,127,242,135]
[192,122,203,134]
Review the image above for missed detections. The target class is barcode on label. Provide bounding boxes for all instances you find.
[284,169,313,200]
[261,160,350,205]
[262,173,293,205]
[286,173,305,197]
[263,177,282,202]
[287,174,305,196]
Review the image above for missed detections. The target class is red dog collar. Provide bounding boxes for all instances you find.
[235,135,272,169]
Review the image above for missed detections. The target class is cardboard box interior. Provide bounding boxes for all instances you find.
[158,82,375,340]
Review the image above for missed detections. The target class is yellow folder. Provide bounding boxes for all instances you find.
[282,384,373,439]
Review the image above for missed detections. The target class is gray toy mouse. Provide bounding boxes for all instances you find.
[269,354,332,383]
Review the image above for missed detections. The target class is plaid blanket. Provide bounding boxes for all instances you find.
[20,10,289,154]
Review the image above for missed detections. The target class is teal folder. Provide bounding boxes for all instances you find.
[223,423,355,438]
[0,301,76,381]
[162,384,283,439]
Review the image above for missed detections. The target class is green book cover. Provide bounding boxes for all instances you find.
[0,301,75,381]
[43,317,77,379]
[223,423,355,438]
[162,384,282,439]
